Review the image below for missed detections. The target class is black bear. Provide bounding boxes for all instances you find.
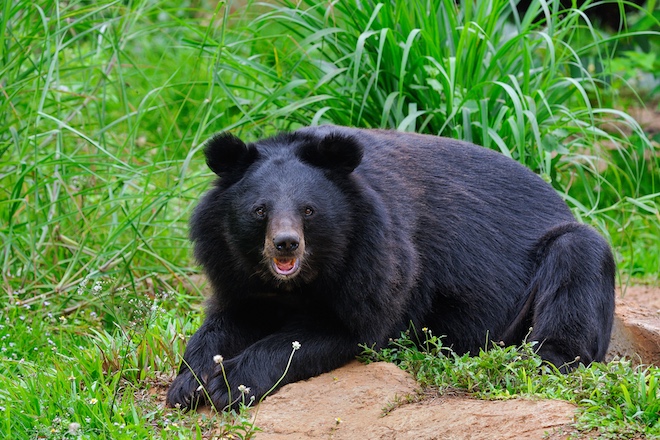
[166,125,615,410]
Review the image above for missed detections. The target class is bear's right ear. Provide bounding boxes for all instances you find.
[298,132,363,174]
[203,132,259,177]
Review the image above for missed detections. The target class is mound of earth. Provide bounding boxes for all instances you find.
[253,361,579,440]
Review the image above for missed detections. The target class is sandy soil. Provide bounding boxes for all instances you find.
[252,361,581,440]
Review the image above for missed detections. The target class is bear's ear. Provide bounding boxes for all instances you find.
[298,132,363,174]
[204,132,259,177]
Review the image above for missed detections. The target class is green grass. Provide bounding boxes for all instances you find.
[0,0,659,438]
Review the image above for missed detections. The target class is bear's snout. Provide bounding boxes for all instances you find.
[264,214,306,281]
[273,232,300,252]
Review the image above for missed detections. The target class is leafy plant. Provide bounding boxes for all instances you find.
[247,0,649,169]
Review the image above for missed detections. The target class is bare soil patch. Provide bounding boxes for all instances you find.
[253,361,579,440]
[609,284,660,364]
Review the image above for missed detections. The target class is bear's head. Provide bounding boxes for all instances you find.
[195,129,363,289]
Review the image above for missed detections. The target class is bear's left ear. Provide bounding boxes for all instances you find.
[298,132,363,174]
[203,132,259,177]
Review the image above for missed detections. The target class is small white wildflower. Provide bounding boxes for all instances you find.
[238,384,250,394]
[292,341,301,350]
[68,422,81,434]
[213,354,224,364]
[93,282,102,293]
[88,398,98,405]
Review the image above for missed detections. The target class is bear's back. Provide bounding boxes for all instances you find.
[296,125,574,231]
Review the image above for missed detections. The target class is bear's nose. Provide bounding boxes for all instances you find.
[273,233,300,252]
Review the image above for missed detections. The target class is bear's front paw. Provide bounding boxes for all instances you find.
[166,369,207,410]
[204,358,258,411]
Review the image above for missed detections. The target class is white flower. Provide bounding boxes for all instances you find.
[213,354,224,364]
[68,422,81,434]
[238,384,251,394]
[292,341,301,350]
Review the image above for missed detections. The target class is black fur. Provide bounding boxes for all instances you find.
[166,125,615,410]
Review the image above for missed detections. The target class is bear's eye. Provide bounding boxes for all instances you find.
[254,207,266,218]
[304,207,314,217]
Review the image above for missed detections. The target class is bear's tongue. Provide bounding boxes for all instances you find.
[273,258,297,275]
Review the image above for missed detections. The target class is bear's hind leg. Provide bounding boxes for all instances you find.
[527,223,615,371]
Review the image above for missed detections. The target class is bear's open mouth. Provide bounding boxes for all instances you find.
[272,257,300,277]
[273,258,300,276]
